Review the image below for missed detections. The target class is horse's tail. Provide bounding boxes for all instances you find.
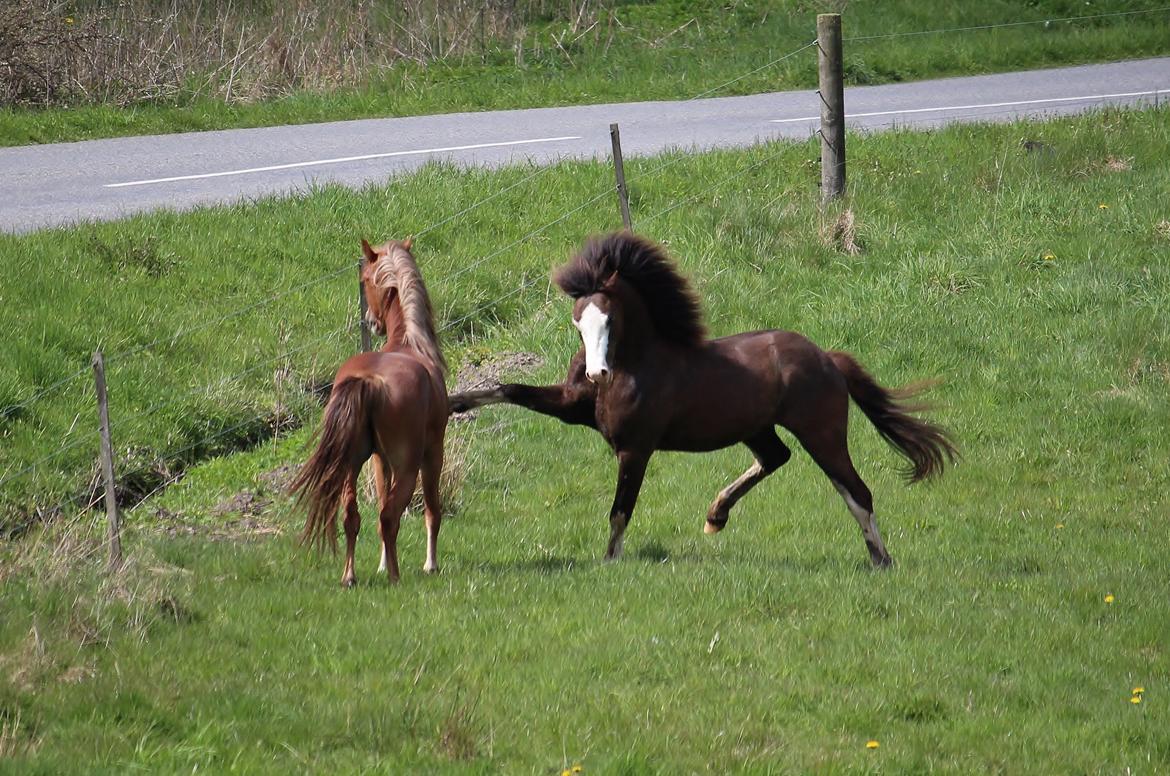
[289,376,381,552]
[827,351,958,483]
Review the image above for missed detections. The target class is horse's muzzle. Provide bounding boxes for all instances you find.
[586,368,612,385]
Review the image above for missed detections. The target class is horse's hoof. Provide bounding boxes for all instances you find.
[341,577,357,589]
[704,517,727,535]
[423,565,441,575]
[872,555,894,569]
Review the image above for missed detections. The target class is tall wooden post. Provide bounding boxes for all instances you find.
[817,13,846,201]
[609,123,633,230]
[92,351,123,571]
[358,263,372,352]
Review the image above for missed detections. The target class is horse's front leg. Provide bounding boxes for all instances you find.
[605,450,650,561]
[450,382,596,427]
[450,352,597,426]
[447,387,507,413]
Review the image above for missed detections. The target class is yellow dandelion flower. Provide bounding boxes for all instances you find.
[1042,253,1056,261]
[1055,522,1065,529]
[1131,695,1142,704]
[1104,594,1115,604]
[562,770,572,776]
[572,767,584,774]
[1098,203,1110,209]
[1133,686,1144,695]
[65,16,75,25]
[866,740,880,749]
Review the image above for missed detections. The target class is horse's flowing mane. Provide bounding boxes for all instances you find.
[372,241,447,376]
[554,231,706,346]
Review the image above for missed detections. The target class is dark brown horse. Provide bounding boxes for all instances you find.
[290,238,448,586]
[449,231,956,566]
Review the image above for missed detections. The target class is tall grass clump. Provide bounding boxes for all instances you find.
[0,0,619,108]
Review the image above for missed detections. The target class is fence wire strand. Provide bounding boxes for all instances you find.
[111,320,356,441]
[690,40,816,100]
[639,143,792,227]
[0,365,93,425]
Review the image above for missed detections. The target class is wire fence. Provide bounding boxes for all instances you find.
[4,6,1165,545]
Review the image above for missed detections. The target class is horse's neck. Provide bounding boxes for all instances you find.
[380,301,409,353]
[612,291,659,369]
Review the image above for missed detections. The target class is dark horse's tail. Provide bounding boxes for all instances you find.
[289,376,382,552]
[828,351,958,483]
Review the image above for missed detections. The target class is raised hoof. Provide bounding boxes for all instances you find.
[704,517,727,535]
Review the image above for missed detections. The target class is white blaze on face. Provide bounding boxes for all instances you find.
[575,302,610,381]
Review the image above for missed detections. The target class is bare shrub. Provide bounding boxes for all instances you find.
[1,0,618,108]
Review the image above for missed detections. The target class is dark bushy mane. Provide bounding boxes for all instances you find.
[553,231,706,346]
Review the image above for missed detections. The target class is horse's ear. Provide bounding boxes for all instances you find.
[402,235,414,251]
[361,239,377,263]
[601,271,619,290]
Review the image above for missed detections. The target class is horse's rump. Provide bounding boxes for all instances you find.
[290,374,386,552]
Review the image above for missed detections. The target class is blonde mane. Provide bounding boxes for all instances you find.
[371,242,447,376]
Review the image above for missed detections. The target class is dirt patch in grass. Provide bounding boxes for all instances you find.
[450,351,543,422]
[152,506,282,541]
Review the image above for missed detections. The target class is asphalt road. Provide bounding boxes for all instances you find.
[2,57,1167,234]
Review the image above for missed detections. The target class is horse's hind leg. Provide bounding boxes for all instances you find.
[705,429,792,534]
[371,454,392,574]
[795,424,892,567]
[341,476,362,588]
[379,462,418,584]
[420,443,443,574]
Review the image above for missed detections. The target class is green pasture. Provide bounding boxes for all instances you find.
[2,108,1169,771]
[3,0,1170,146]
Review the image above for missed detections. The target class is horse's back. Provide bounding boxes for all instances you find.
[708,329,839,381]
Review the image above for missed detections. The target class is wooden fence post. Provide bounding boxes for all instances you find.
[609,123,633,230]
[358,263,372,352]
[817,13,846,201]
[91,350,123,571]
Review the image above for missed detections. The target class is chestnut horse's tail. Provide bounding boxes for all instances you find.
[827,351,958,483]
[289,376,382,552]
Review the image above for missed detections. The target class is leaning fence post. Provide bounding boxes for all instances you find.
[91,350,123,571]
[358,262,372,352]
[817,13,846,201]
[609,123,633,230]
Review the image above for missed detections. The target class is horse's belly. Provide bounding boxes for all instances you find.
[657,420,767,453]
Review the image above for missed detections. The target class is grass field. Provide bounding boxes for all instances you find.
[2,108,1169,771]
[3,0,1170,146]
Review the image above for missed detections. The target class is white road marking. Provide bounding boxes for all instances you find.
[104,135,583,188]
[769,89,1162,124]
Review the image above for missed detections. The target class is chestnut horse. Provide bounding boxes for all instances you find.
[450,232,956,566]
[290,238,448,586]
